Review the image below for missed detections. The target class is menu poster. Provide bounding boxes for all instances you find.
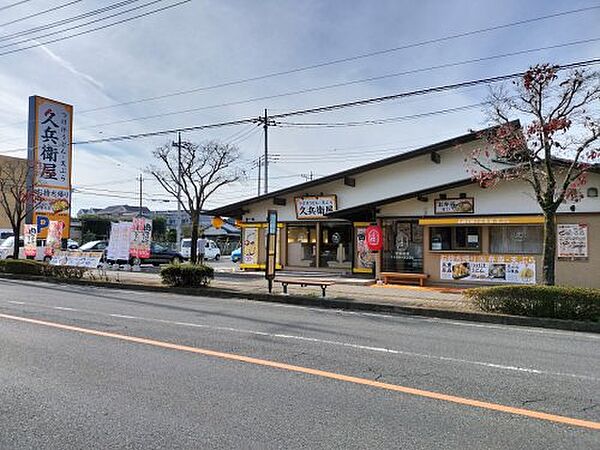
[557,224,588,259]
[354,225,374,270]
[242,227,258,265]
[440,254,536,284]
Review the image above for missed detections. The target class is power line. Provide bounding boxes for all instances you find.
[0,0,142,43]
[78,37,600,130]
[2,57,599,154]
[73,4,600,114]
[0,0,82,28]
[0,0,191,57]
[0,0,34,13]
[276,102,487,128]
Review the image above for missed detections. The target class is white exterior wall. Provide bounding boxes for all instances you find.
[241,139,486,222]
[379,172,600,217]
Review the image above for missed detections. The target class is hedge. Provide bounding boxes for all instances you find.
[160,263,214,288]
[0,259,89,279]
[0,259,45,276]
[465,285,600,321]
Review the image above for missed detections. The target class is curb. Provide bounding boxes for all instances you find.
[1,273,598,333]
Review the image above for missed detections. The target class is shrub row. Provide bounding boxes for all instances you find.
[0,259,87,279]
[465,285,600,321]
[160,263,214,288]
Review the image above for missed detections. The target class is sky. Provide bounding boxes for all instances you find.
[0,0,599,214]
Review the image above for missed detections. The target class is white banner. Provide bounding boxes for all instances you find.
[440,254,535,284]
[107,222,132,261]
[50,251,102,268]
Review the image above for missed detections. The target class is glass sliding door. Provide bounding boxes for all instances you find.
[286,225,317,267]
[382,220,424,273]
[319,222,352,269]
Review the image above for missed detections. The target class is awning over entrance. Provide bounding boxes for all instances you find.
[418,215,544,225]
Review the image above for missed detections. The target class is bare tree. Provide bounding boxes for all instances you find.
[149,140,242,264]
[467,64,600,285]
[0,157,40,259]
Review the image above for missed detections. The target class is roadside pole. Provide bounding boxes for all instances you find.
[265,210,277,293]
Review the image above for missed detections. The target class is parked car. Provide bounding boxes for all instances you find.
[128,243,184,266]
[231,247,241,263]
[180,238,221,261]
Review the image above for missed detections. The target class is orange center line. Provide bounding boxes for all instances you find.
[1,312,599,431]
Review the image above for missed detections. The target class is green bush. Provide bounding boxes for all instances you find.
[0,259,45,276]
[465,285,600,321]
[160,263,214,288]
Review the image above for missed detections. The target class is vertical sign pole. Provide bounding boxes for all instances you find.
[265,209,277,293]
[176,132,182,251]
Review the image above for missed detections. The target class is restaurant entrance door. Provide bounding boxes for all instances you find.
[382,220,424,273]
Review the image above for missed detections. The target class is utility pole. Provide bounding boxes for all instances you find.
[172,132,183,250]
[138,173,143,217]
[263,108,268,194]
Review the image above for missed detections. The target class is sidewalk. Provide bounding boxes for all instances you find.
[112,271,473,312]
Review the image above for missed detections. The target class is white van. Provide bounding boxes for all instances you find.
[180,238,221,261]
[0,236,48,261]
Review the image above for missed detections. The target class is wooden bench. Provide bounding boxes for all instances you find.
[275,278,335,298]
[380,272,429,287]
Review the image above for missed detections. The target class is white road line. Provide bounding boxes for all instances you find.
[107,314,599,382]
[7,301,25,305]
[53,306,77,311]
[109,314,138,319]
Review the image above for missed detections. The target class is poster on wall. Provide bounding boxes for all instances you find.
[106,222,132,261]
[24,224,37,257]
[354,224,374,272]
[27,96,73,239]
[440,254,536,284]
[130,217,152,259]
[295,195,337,219]
[242,227,258,265]
[557,224,588,259]
[44,220,64,256]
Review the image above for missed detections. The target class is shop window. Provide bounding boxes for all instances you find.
[430,226,481,251]
[382,220,424,273]
[490,226,542,254]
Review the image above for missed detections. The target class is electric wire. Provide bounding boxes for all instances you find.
[0,0,190,57]
[0,0,82,29]
[0,0,34,13]
[0,0,144,44]
[73,4,600,114]
[80,37,600,130]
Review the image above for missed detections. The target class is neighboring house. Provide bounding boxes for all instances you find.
[81,204,152,221]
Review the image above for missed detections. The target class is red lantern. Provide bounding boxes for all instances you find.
[365,225,383,251]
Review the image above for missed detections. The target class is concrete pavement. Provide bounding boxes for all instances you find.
[1,278,599,448]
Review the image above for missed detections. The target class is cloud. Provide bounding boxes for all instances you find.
[36,42,105,91]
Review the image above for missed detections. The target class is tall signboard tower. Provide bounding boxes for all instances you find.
[27,96,73,238]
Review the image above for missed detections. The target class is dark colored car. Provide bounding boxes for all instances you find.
[129,243,184,266]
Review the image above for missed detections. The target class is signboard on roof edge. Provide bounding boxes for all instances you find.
[294,195,337,219]
[26,96,73,239]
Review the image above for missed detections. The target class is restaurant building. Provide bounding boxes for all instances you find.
[209,124,600,288]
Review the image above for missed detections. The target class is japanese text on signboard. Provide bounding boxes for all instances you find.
[294,196,337,219]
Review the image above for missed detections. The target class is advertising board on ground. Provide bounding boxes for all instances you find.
[440,254,536,284]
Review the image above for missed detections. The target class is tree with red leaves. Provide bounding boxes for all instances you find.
[468,64,599,285]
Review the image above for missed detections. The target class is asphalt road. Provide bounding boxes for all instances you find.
[0,278,599,449]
